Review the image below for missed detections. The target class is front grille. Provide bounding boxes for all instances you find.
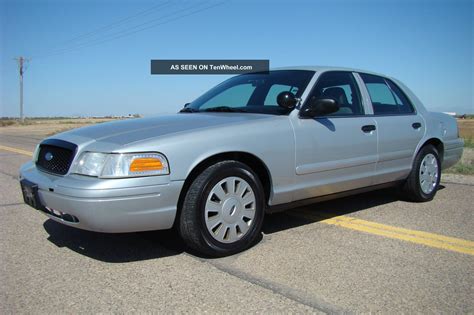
[36,139,77,175]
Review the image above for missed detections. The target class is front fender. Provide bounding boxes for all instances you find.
[121,116,296,205]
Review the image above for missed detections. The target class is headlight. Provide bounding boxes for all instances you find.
[73,152,169,178]
[74,152,108,177]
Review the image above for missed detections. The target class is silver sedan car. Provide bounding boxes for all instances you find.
[20,67,464,256]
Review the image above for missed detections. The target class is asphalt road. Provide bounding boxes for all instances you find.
[1,131,473,313]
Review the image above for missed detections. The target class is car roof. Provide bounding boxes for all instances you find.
[271,66,389,78]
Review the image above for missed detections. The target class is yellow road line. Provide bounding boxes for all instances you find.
[293,210,474,256]
[0,144,33,157]
[1,144,473,255]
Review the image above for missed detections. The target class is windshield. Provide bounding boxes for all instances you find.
[182,70,315,115]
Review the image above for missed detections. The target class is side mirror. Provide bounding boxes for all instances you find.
[277,91,298,109]
[300,97,339,118]
[183,103,191,108]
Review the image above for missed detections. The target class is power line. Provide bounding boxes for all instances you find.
[35,1,218,58]
[57,0,175,46]
[32,1,223,59]
[30,0,177,58]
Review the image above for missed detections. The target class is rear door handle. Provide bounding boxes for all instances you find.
[412,122,422,129]
[361,125,376,133]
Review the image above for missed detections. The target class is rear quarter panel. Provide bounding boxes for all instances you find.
[424,112,464,169]
[393,79,463,168]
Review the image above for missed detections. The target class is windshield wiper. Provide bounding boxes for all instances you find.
[179,107,199,113]
[203,106,247,113]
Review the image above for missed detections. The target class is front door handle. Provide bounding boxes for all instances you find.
[361,125,376,133]
[412,122,422,129]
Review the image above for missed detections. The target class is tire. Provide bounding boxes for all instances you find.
[402,145,441,202]
[179,160,265,257]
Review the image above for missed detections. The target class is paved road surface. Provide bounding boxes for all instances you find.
[1,130,473,313]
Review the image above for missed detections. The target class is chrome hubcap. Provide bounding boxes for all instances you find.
[419,153,438,194]
[204,176,256,243]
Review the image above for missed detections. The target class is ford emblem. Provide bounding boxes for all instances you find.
[45,152,54,161]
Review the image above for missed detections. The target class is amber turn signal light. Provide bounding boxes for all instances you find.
[129,157,163,172]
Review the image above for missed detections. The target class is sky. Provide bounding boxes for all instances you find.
[0,0,473,117]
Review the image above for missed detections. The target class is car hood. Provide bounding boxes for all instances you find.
[54,113,274,147]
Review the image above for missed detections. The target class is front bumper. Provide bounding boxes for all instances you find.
[19,161,184,233]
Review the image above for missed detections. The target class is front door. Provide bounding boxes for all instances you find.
[292,71,378,201]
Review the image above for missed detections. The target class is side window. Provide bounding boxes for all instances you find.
[200,83,255,109]
[386,80,415,114]
[264,84,299,105]
[307,71,364,116]
[359,73,414,115]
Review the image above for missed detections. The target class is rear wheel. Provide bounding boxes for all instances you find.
[179,161,265,257]
[402,145,441,202]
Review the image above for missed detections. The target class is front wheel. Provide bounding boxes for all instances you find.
[179,161,265,257]
[402,145,441,202]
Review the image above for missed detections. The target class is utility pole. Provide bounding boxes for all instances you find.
[14,57,29,123]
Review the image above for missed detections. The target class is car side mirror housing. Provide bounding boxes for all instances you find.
[277,91,298,109]
[300,97,339,118]
[183,103,191,108]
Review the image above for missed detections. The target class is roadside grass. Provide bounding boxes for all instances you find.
[0,119,36,126]
[45,121,111,136]
[1,118,115,128]
[445,138,474,175]
[445,118,474,175]
[463,137,474,149]
[446,163,474,175]
[58,120,102,124]
[46,127,75,136]
[0,120,16,127]
[1,118,116,138]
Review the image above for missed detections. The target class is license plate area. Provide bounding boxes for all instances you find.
[20,179,44,210]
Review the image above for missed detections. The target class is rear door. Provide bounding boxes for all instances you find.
[358,73,425,184]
